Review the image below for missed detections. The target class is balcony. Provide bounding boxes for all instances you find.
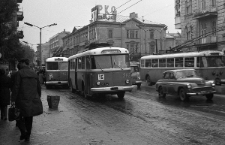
[194,5,217,19]
[17,11,24,21]
[17,0,23,3]
[200,36,217,44]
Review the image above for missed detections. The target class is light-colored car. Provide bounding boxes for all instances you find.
[130,64,142,89]
[155,69,216,101]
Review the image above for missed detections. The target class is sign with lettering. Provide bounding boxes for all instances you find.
[91,5,117,22]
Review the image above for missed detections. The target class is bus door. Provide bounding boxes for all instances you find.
[75,58,78,90]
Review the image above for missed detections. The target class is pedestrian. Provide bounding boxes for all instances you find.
[0,68,12,120]
[10,63,21,127]
[11,58,43,142]
[42,68,46,84]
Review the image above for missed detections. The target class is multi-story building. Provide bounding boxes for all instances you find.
[62,6,167,61]
[41,42,50,65]
[174,0,225,53]
[49,30,70,57]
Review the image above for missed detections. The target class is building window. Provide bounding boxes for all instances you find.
[150,31,154,39]
[212,21,216,35]
[201,23,207,37]
[108,29,113,38]
[202,0,206,10]
[212,0,216,7]
[185,0,192,14]
[126,42,139,54]
[127,30,138,39]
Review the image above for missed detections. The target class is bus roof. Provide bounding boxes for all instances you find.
[141,50,224,60]
[46,57,68,62]
[68,47,129,60]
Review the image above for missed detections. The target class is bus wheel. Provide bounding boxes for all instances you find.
[146,76,152,86]
[117,92,125,100]
[158,87,166,98]
[179,88,189,101]
[82,86,89,99]
[205,94,214,100]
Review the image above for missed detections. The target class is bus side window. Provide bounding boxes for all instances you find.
[78,58,82,69]
[82,57,85,69]
[145,59,151,67]
[141,59,145,67]
[185,57,194,67]
[175,57,183,67]
[167,58,174,67]
[152,59,158,67]
[86,56,91,69]
[91,56,96,69]
[159,59,166,67]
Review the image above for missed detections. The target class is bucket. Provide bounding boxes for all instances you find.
[47,95,60,109]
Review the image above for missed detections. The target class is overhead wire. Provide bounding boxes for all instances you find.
[118,0,143,14]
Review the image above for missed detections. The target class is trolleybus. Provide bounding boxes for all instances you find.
[68,46,133,99]
[45,57,68,89]
[140,50,225,85]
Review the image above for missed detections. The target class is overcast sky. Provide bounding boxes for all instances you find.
[19,0,178,51]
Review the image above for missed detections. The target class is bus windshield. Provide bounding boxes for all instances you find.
[47,62,68,70]
[92,54,129,69]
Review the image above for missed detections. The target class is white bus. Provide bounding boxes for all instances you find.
[140,50,225,85]
[68,46,133,99]
[45,57,68,89]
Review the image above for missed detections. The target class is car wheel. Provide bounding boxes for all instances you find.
[158,87,166,98]
[117,92,125,100]
[137,84,141,89]
[215,78,221,86]
[205,94,214,100]
[179,88,189,101]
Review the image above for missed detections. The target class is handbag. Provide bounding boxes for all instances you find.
[8,105,20,121]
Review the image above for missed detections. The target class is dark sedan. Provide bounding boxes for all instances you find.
[155,69,216,101]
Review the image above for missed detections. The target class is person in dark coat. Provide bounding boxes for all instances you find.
[11,59,43,141]
[0,68,11,120]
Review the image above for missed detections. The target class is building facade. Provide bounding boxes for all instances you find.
[175,0,225,53]
[62,7,167,61]
[49,30,70,57]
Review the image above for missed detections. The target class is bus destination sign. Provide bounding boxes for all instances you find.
[55,58,63,61]
[101,50,121,54]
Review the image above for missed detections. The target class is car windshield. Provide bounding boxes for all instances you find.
[175,70,198,79]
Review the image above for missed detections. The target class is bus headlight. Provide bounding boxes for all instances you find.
[125,79,130,84]
[96,82,101,86]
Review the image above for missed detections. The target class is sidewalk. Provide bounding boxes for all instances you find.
[0,92,109,145]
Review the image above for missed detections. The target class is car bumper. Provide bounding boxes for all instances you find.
[46,81,68,86]
[187,90,217,96]
[91,86,134,93]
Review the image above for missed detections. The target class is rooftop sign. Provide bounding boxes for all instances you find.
[91,5,117,22]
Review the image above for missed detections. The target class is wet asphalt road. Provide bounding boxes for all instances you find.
[1,84,225,145]
[48,83,225,145]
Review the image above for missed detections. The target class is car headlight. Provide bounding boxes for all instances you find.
[125,79,130,84]
[211,83,215,87]
[187,84,192,89]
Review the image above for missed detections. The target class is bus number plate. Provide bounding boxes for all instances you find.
[98,74,104,80]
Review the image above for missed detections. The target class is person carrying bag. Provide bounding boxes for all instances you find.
[11,59,43,142]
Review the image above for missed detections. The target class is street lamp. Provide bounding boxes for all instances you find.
[24,22,57,67]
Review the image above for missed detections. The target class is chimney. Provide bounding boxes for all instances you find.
[130,12,138,19]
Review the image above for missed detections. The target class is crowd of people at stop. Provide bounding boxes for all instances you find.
[0,58,43,142]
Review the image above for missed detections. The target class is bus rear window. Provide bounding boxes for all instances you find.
[59,62,68,70]
[145,59,151,67]
[47,62,58,70]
